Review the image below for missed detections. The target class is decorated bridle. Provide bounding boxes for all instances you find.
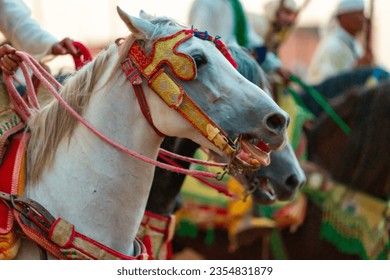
[120,28,239,156]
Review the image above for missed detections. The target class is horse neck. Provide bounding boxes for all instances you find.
[307,87,390,200]
[26,51,163,255]
[146,137,200,216]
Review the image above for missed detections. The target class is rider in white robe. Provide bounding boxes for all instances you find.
[306,0,372,84]
[0,0,59,60]
[0,0,78,77]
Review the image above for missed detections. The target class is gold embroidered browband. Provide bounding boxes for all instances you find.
[125,29,237,155]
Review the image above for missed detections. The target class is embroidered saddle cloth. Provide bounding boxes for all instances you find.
[0,78,52,259]
[0,133,28,259]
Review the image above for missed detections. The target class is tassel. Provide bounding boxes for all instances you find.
[177,219,198,238]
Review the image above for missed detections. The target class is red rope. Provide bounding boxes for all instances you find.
[158,153,233,197]
[3,51,222,179]
[159,148,226,167]
[71,42,93,70]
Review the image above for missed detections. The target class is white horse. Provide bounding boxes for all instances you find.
[12,7,289,259]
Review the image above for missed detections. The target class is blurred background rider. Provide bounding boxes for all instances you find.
[306,0,373,85]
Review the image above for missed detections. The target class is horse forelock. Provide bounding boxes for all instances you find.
[27,48,114,184]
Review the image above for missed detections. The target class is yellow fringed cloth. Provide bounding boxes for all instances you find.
[321,184,390,260]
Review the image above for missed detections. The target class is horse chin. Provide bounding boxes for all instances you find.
[275,188,298,202]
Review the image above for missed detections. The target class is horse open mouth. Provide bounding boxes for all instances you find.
[232,136,271,171]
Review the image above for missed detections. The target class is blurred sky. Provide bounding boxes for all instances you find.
[14,0,390,72]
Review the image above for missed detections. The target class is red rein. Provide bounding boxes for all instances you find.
[3,50,226,180]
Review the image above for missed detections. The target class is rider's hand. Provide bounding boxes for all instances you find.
[0,44,23,75]
[51,38,79,56]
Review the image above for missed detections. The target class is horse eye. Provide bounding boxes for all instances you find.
[192,54,207,68]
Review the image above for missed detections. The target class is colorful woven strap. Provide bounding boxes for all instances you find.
[13,210,149,260]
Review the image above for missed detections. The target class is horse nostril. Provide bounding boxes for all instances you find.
[266,113,289,133]
[285,174,300,190]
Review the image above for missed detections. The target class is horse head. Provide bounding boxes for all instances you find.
[117,7,289,173]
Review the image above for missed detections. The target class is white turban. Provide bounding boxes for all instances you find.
[263,0,299,21]
[335,0,365,16]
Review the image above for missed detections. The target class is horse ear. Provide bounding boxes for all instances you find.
[117,6,155,40]
[139,9,154,21]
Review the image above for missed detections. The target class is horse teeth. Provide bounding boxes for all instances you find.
[251,159,260,165]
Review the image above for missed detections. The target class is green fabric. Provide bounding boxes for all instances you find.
[321,194,389,260]
[321,221,389,260]
[229,0,249,47]
[270,229,288,260]
[176,219,198,238]
[205,227,215,245]
[175,220,216,245]
[321,222,369,259]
